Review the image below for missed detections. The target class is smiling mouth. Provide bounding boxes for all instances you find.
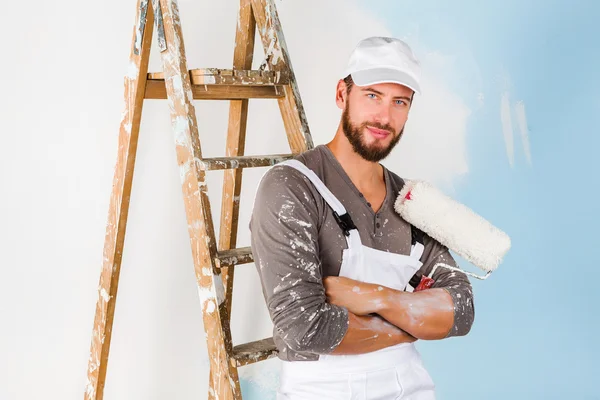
[366,126,392,139]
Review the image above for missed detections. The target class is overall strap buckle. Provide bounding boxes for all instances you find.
[333,211,357,236]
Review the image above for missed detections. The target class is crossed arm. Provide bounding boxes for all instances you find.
[250,167,474,358]
[324,275,456,355]
[323,237,474,355]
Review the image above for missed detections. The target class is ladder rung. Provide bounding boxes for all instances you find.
[199,154,294,171]
[145,80,285,100]
[145,68,290,100]
[216,247,254,268]
[232,337,278,367]
[148,68,290,85]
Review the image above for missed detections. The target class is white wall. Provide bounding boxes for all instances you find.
[0,1,471,399]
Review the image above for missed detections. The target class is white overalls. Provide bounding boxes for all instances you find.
[276,160,437,400]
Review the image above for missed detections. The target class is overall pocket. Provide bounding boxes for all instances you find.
[394,360,436,400]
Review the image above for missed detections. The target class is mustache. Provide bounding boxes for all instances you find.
[362,121,394,134]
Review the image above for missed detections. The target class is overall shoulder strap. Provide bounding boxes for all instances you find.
[278,159,357,237]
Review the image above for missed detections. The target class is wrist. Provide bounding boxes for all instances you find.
[378,286,405,314]
[366,284,392,314]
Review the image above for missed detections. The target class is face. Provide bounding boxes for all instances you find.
[338,79,413,162]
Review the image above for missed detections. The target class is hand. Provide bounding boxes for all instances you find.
[323,276,387,316]
[330,312,417,355]
[368,315,418,344]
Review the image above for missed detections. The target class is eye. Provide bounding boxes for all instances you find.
[395,99,406,106]
[367,93,377,99]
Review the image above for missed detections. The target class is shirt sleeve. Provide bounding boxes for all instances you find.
[249,165,349,354]
[419,235,475,338]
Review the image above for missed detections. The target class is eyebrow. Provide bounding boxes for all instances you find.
[361,87,412,103]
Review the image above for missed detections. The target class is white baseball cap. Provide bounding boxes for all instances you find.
[342,37,422,94]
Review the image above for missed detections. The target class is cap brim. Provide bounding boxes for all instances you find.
[351,68,421,94]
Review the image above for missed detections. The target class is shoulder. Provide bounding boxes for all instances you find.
[382,166,407,195]
[253,146,328,215]
[294,145,330,178]
[382,167,440,248]
[257,146,328,193]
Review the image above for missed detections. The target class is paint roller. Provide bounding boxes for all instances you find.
[394,180,511,291]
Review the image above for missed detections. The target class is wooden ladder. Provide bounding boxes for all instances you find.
[84,0,313,399]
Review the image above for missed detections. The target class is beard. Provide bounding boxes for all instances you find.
[341,103,404,163]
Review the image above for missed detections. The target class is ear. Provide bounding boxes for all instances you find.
[335,79,348,110]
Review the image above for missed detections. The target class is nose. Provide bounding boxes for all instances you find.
[374,102,392,126]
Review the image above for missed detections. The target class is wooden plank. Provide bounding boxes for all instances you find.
[251,0,314,153]
[218,0,256,317]
[199,154,293,171]
[232,337,279,367]
[144,80,285,100]
[84,2,154,400]
[154,1,240,400]
[209,1,256,395]
[147,68,289,85]
[216,247,254,268]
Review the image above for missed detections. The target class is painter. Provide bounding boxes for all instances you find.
[250,36,476,400]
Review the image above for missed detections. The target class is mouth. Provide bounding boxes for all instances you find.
[366,126,392,140]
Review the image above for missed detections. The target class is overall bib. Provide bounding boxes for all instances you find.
[276,160,436,400]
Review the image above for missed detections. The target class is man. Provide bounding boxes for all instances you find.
[249,37,474,400]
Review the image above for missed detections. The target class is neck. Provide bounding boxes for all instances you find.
[326,127,384,192]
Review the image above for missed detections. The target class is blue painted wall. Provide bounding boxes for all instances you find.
[378,0,600,398]
[243,1,599,398]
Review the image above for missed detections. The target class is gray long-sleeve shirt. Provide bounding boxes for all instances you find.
[249,144,475,361]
